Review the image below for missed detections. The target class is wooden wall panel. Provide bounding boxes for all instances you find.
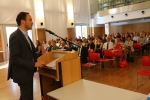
[67,27,105,39]
[36,28,46,43]
[0,31,3,50]
[91,27,105,37]
[67,28,75,40]
[111,22,150,34]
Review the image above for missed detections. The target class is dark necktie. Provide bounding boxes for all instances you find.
[25,34,32,50]
[107,42,109,49]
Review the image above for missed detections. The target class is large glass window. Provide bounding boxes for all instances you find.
[5,27,33,46]
[75,25,88,39]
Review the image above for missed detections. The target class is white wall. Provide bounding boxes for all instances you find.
[66,0,74,28]
[33,0,45,28]
[89,0,97,4]
[0,0,34,25]
[96,8,150,24]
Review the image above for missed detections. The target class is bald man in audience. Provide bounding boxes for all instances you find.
[138,32,147,55]
[103,36,114,50]
[60,41,68,50]
[46,40,52,52]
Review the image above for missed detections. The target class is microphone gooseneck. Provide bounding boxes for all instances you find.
[44,28,77,46]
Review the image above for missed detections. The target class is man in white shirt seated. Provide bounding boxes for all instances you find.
[133,32,139,42]
[138,32,147,55]
[46,40,52,52]
[59,41,68,50]
[102,36,114,68]
[103,36,114,50]
[43,40,49,50]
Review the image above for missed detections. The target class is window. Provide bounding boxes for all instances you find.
[75,24,88,39]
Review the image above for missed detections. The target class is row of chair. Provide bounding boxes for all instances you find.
[83,49,150,90]
[137,56,150,89]
[82,50,116,79]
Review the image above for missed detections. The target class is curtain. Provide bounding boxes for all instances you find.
[43,0,67,40]
[0,0,34,24]
[73,0,89,24]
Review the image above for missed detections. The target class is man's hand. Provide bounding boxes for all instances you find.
[35,60,46,68]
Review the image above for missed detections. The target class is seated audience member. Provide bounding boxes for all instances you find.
[42,40,49,50]
[102,34,107,43]
[121,33,126,43]
[87,38,95,51]
[148,34,150,43]
[82,38,88,47]
[114,35,124,60]
[146,32,150,43]
[124,33,129,42]
[95,38,103,58]
[114,35,124,49]
[46,40,52,52]
[50,40,59,51]
[78,36,81,39]
[111,33,115,40]
[94,36,98,45]
[124,36,134,60]
[138,32,147,55]
[133,32,139,42]
[102,36,114,68]
[130,33,134,40]
[35,40,42,58]
[76,39,88,63]
[108,34,115,44]
[56,39,61,47]
[59,41,68,50]
[103,36,114,50]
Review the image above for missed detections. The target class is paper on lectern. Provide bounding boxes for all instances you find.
[46,58,59,68]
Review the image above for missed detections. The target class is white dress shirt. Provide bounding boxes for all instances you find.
[78,46,82,57]
[103,41,114,50]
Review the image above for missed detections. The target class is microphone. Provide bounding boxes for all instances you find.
[43,28,78,47]
[44,28,55,35]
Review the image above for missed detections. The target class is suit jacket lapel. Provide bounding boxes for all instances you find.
[17,29,33,52]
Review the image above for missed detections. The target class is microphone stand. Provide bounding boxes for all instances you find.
[44,28,78,47]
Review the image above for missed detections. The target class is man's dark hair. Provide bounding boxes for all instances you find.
[16,12,29,26]
[77,39,83,42]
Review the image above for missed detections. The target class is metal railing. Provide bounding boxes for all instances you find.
[98,0,148,11]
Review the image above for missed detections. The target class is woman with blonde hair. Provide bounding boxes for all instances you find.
[82,38,88,47]
[95,38,103,58]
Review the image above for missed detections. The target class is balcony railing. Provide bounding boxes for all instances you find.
[98,0,148,11]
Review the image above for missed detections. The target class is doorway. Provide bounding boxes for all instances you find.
[75,24,88,39]
[0,25,33,61]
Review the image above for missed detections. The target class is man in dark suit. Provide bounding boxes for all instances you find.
[76,39,88,63]
[7,12,45,100]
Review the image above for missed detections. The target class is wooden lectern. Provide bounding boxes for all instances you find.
[38,50,82,99]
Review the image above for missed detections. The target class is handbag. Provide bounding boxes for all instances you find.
[119,60,128,68]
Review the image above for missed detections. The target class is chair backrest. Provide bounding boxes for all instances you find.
[103,50,115,58]
[89,53,100,61]
[88,49,95,53]
[142,56,150,66]
[133,43,142,49]
[88,49,95,57]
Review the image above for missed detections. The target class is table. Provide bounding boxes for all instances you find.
[47,79,146,100]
